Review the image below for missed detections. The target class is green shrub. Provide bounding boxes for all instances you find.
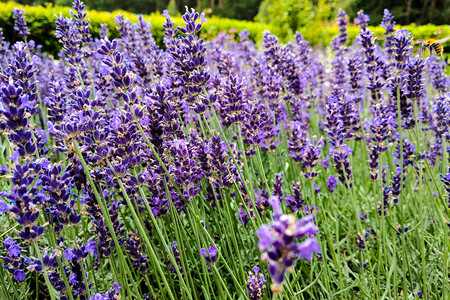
[0,1,274,55]
[300,22,450,48]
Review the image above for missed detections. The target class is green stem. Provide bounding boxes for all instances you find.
[109,168,178,300]
[72,139,140,297]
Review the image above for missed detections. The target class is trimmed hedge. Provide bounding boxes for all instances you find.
[0,1,449,56]
[0,1,275,55]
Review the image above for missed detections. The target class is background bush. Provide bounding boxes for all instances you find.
[0,1,274,56]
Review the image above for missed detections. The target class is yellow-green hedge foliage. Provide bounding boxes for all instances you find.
[298,21,450,49]
[0,1,274,55]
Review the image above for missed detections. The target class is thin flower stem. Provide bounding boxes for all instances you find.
[215,185,247,283]
[129,168,192,299]
[72,139,141,298]
[208,109,263,227]
[107,165,179,300]
[192,205,249,298]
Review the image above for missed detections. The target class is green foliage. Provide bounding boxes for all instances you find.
[14,0,263,21]
[258,0,449,39]
[209,0,263,21]
[256,0,314,37]
[301,23,450,49]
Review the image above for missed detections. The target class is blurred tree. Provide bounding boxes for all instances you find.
[341,0,449,25]
[206,0,263,21]
[166,0,179,15]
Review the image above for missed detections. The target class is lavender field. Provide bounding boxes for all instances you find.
[0,1,449,299]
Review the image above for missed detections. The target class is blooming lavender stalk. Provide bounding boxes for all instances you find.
[89,282,122,300]
[218,75,248,127]
[256,196,320,293]
[273,173,284,199]
[12,8,29,39]
[70,0,92,51]
[326,175,338,193]
[406,58,425,122]
[366,117,390,180]
[125,232,148,273]
[247,266,266,300]
[55,14,82,66]
[168,7,209,112]
[441,168,450,210]
[381,9,396,56]
[348,56,363,105]
[355,10,370,31]
[331,144,353,188]
[390,29,415,129]
[357,23,386,115]
[429,97,449,164]
[331,9,348,51]
[1,238,29,281]
[166,241,183,274]
[200,245,217,264]
[285,182,305,212]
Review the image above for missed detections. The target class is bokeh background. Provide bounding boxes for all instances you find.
[11,0,450,26]
[2,0,449,60]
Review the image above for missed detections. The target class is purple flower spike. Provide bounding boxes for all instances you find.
[12,8,29,39]
[200,245,218,264]
[256,196,320,293]
[355,10,370,30]
[326,175,338,193]
[247,266,266,300]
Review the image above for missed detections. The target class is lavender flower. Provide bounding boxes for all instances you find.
[169,8,209,111]
[391,166,402,205]
[331,9,348,50]
[200,245,217,264]
[166,241,183,274]
[366,117,390,180]
[256,196,320,293]
[357,230,371,250]
[247,266,266,300]
[12,8,29,39]
[355,10,370,31]
[441,168,450,209]
[330,144,353,188]
[406,58,425,104]
[285,182,305,212]
[378,186,391,216]
[273,173,284,199]
[326,175,338,193]
[381,9,396,55]
[125,232,148,273]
